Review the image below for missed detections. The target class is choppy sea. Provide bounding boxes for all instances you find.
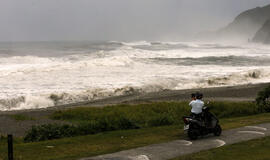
[0,41,270,110]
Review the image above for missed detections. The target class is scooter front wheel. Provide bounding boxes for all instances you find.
[213,124,222,136]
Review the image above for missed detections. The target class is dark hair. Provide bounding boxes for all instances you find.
[191,93,196,98]
[196,92,203,99]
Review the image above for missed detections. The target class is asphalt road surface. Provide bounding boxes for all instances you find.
[80,123,270,160]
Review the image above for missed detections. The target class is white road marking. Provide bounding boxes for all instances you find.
[178,140,193,146]
[131,155,150,160]
[214,139,226,147]
[238,131,265,135]
[245,126,267,131]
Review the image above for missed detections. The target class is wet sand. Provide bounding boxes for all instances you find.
[0,82,269,137]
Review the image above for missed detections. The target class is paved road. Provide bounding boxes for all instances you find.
[80,123,270,160]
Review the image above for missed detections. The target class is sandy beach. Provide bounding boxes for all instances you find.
[0,82,269,137]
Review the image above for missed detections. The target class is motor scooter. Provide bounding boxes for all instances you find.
[183,106,222,140]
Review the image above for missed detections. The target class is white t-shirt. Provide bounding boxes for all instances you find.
[189,99,204,114]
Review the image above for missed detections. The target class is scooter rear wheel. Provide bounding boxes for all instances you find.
[188,129,198,140]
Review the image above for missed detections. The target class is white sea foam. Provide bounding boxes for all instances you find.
[121,41,152,46]
[0,41,270,110]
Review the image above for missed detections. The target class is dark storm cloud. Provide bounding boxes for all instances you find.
[1,0,270,41]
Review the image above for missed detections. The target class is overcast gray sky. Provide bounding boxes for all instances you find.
[1,0,270,42]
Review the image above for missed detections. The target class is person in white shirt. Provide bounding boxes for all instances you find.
[189,93,204,116]
[189,93,196,106]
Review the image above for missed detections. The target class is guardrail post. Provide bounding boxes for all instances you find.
[8,134,13,160]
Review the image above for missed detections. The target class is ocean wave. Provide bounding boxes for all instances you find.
[0,84,172,111]
[174,68,270,89]
[207,70,264,86]
[1,68,270,111]
[0,54,137,77]
[1,42,270,111]
[108,44,270,59]
[146,56,270,66]
[0,95,54,111]
[108,41,246,50]
[119,41,152,46]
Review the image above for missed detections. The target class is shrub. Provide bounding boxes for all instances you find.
[24,116,140,142]
[24,124,77,142]
[256,85,270,112]
[208,101,259,118]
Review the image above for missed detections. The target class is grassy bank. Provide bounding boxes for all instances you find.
[0,111,270,159]
[172,136,270,160]
[51,101,259,124]
[0,99,270,160]
[24,101,260,142]
[9,114,36,121]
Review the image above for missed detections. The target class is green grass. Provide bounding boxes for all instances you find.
[171,136,270,160]
[0,125,181,160]
[9,114,36,121]
[51,102,190,126]
[51,102,260,124]
[23,101,259,142]
[1,112,270,160]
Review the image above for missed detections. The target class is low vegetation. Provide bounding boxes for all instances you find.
[1,113,270,160]
[9,114,36,121]
[256,85,270,112]
[24,101,260,142]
